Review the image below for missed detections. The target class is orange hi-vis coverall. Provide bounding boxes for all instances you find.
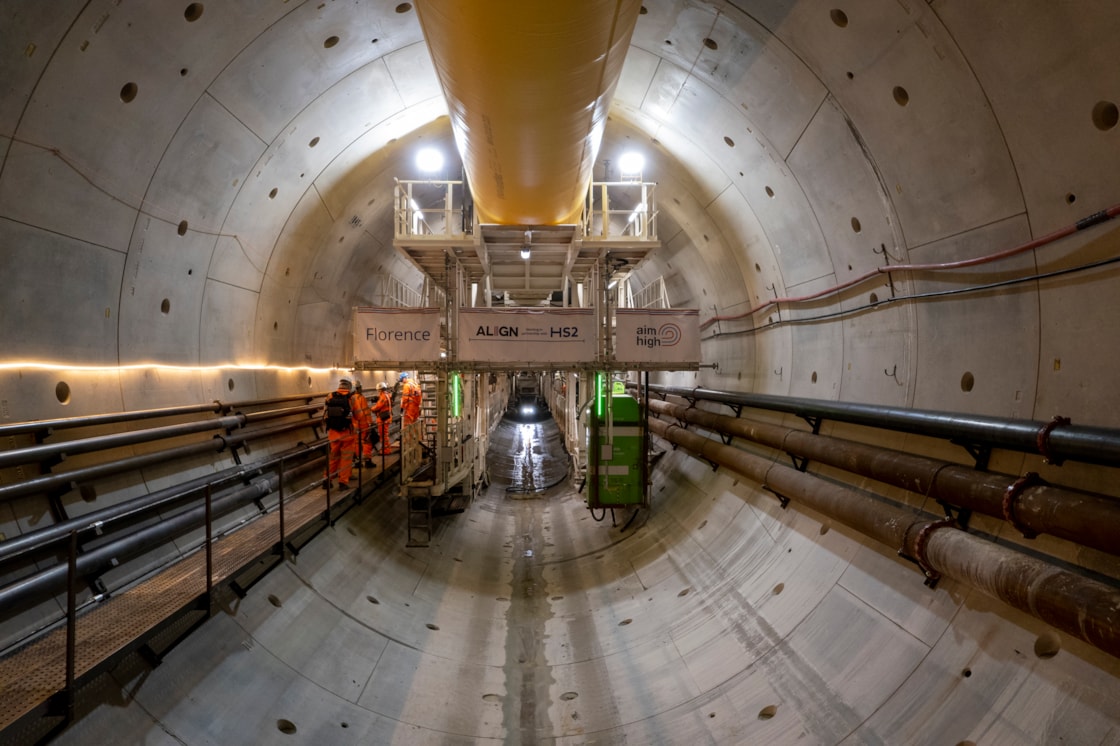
[324,386,359,487]
[351,388,374,459]
[372,389,393,454]
[400,377,422,425]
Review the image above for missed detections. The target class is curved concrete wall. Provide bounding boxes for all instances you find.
[2,1,1119,743]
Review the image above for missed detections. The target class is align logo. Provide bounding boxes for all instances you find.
[635,322,682,348]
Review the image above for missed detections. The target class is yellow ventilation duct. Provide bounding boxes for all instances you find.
[415,1,643,226]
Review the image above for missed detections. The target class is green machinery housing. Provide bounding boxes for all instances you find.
[587,377,649,509]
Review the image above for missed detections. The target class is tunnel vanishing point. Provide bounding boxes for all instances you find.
[2,2,1120,745]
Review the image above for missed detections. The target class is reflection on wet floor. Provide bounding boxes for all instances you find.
[487,414,570,494]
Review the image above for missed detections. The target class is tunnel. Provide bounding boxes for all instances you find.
[2,2,1120,744]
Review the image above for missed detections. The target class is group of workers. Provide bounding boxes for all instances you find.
[323,372,422,489]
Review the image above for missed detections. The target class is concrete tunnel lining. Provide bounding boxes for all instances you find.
[2,1,1120,743]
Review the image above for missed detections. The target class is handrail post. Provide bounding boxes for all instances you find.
[64,529,78,724]
[204,484,213,617]
[324,442,332,523]
[277,456,286,561]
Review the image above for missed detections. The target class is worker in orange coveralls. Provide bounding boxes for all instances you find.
[399,372,422,426]
[323,377,358,489]
[372,381,394,454]
[351,379,375,468]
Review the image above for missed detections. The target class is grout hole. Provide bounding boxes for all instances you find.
[324,35,340,48]
[772,582,784,595]
[893,86,910,107]
[56,381,71,405]
[160,298,171,314]
[1092,101,1118,131]
[723,136,735,147]
[960,371,975,392]
[177,220,188,236]
[850,216,862,233]
[765,186,774,198]
[758,705,778,720]
[395,2,412,12]
[703,37,718,50]
[1034,631,1061,659]
[277,719,297,735]
[184,3,204,22]
[830,9,848,27]
[120,82,138,103]
[269,187,278,199]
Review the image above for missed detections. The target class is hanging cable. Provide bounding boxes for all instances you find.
[700,201,1120,330]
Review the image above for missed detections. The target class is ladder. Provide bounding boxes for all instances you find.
[406,490,433,547]
[419,371,440,451]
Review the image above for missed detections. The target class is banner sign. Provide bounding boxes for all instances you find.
[353,307,442,363]
[614,308,700,364]
[458,308,595,363]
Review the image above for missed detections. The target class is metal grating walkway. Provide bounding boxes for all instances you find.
[0,456,398,741]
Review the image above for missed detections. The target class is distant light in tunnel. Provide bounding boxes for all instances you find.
[416,147,444,173]
[520,405,535,416]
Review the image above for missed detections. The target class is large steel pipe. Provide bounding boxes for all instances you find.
[415,0,642,225]
[649,418,1120,660]
[0,403,321,471]
[648,398,1120,556]
[639,383,1120,466]
[0,419,318,504]
[0,414,248,470]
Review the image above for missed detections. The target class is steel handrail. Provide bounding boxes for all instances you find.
[0,451,326,613]
[0,431,329,565]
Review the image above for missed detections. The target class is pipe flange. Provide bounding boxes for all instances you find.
[912,517,957,585]
[1002,471,1042,539]
[1036,415,1070,465]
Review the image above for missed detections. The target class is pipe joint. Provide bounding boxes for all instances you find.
[1002,471,1043,539]
[901,517,957,588]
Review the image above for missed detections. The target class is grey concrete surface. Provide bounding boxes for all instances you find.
[3,1,1120,743]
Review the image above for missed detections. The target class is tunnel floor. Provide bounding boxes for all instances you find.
[485,412,572,495]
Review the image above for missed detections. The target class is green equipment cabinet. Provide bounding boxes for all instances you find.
[588,388,648,509]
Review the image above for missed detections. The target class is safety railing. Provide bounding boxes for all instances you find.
[394,178,470,240]
[631,275,670,309]
[0,395,404,740]
[583,180,658,241]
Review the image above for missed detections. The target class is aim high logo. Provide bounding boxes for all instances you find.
[634,322,682,348]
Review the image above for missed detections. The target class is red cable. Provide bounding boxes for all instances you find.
[700,202,1120,330]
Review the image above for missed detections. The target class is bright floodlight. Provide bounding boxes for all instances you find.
[416,147,444,173]
[618,151,645,177]
[520,247,531,260]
